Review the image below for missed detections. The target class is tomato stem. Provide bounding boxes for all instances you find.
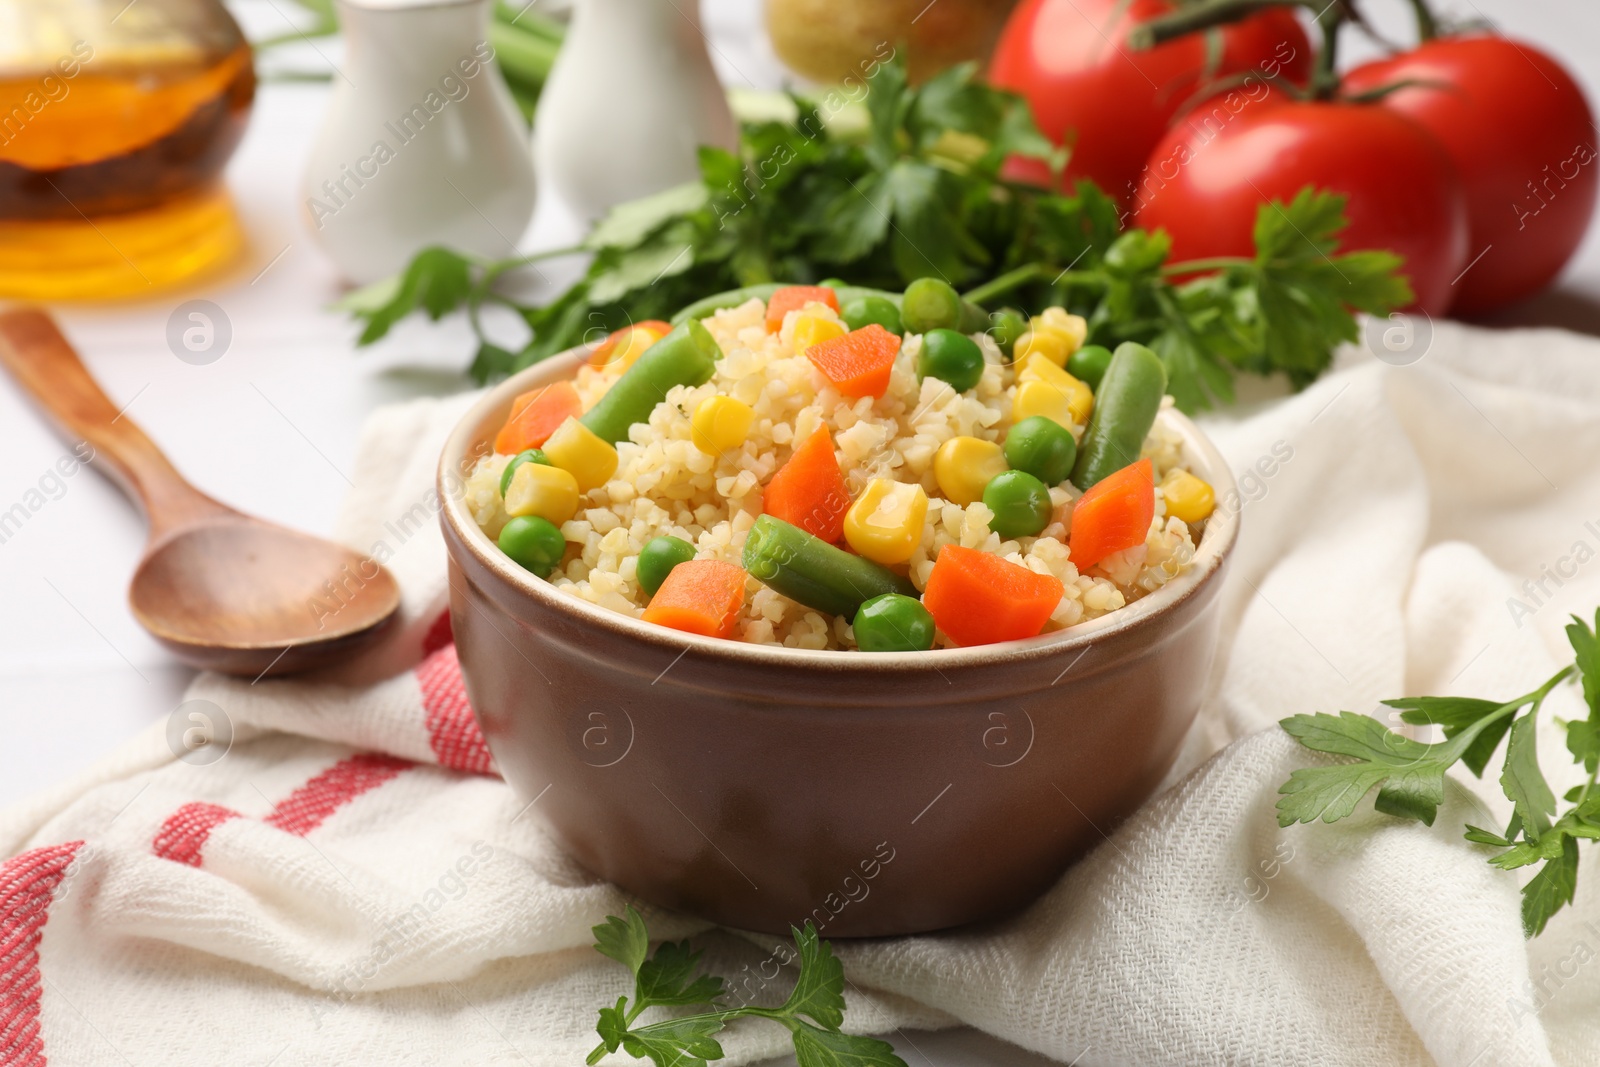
[1309,1,1346,101]
[1405,0,1440,41]
[1128,0,1350,100]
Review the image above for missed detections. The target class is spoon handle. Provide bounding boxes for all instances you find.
[0,307,226,536]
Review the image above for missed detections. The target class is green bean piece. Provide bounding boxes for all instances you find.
[499,449,550,497]
[670,284,782,325]
[742,515,918,618]
[853,594,935,652]
[1070,342,1168,491]
[581,318,722,444]
[637,535,696,597]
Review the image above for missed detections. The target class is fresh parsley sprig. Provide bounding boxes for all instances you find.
[1278,609,1600,936]
[343,55,1409,412]
[587,905,905,1067]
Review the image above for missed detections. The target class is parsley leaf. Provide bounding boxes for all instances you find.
[1277,639,1592,938]
[343,246,475,345]
[1501,711,1557,841]
[611,1015,727,1067]
[1390,696,1514,777]
[585,911,905,1067]
[1520,836,1580,937]
[593,905,651,976]
[636,940,726,1008]
[1565,611,1600,773]
[781,924,846,1030]
[790,1024,905,1067]
[1276,710,1492,826]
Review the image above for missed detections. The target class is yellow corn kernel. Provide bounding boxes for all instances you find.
[504,461,580,524]
[791,312,846,352]
[1161,469,1215,523]
[1013,329,1072,368]
[1013,378,1092,431]
[543,416,618,492]
[933,436,1007,507]
[611,325,665,371]
[1018,353,1094,424]
[844,478,928,566]
[691,395,755,457]
[1038,307,1088,350]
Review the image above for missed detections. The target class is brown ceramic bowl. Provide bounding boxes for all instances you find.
[439,346,1238,938]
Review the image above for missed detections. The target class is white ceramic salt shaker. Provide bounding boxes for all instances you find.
[533,0,736,222]
[302,0,537,285]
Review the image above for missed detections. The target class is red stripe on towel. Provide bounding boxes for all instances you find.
[416,644,494,776]
[152,803,242,867]
[154,755,410,867]
[263,753,413,837]
[0,841,85,1067]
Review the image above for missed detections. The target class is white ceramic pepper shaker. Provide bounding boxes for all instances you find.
[533,0,736,222]
[302,0,537,285]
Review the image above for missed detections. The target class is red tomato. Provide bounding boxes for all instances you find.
[1132,98,1469,315]
[987,0,1310,205]
[1343,36,1598,316]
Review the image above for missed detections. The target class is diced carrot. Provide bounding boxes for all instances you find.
[642,559,748,639]
[805,324,901,399]
[763,427,851,542]
[1068,458,1155,570]
[922,545,1065,647]
[494,381,583,454]
[766,285,840,332]
[587,321,670,368]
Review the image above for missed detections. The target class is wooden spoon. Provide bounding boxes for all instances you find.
[0,307,401,678]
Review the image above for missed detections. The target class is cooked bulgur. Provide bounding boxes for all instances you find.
[466,294,1207,651]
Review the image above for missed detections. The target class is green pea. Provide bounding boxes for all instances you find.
[983,470,1053,539]
[901,277,964,334]
[499,449,550,497]
[1067,344,1114,391]
[987,307,1028,360]
[819,277,849,290]
[1004,416,1077,486]
[916,328,985,392]
[637,535,696,597]
[498,515,567,578]
[853,593,936,652]
[841,294,902,335]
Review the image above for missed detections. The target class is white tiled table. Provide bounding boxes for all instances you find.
[2,2,1597,1063]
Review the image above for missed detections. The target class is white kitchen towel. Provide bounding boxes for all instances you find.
[6,319,1600,1067]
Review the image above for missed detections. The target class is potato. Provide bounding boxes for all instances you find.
[765,0,1016,85]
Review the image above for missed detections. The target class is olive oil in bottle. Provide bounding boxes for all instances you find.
[0,0,256,299]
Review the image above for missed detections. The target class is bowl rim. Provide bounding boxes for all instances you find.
[438,343,1240,672]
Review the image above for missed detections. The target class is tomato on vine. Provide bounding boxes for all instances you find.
[987,0,1310,205]
[1343,31,1597,315]
[1126,0,1470,315]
